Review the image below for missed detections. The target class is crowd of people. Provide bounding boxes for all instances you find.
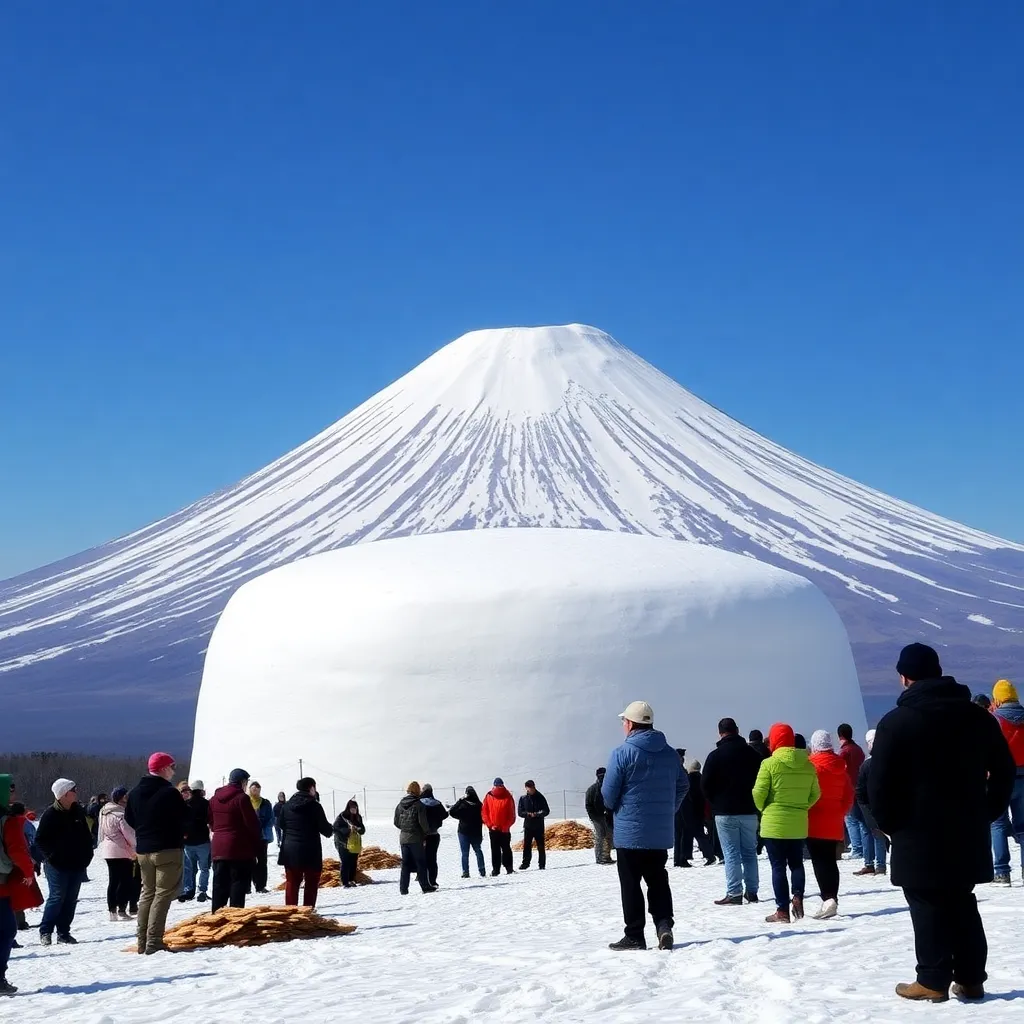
[0,641,1021,1005]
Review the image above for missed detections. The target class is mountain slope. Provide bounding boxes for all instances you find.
[2,324,1021,751]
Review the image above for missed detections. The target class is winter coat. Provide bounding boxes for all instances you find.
[683,771,705,820]
[333,810,366,856]
[277,792,333,869]
[0,812,44,913]
[584,780,612,826]
[85,800,103,843]
[601,728,689,850]
[420,795,449,836]
[34,802,94,873]
[518,791,550,832]
[807,751,855,841]
[183,794,211,847]
[273,800,287,827]
[838,739,866,790]
[752,748,821,840]
[252,797,275,843]
[749,740,771,762]
[209,783,262,861]
[394,794,431,845]
[855,756,881,834]
[702,734,764,817]
[124,775,188,854]
[869,675,1016,888]
[994,700,1024,769]
[449,797,484,844]
[96,802,136,860]
[481,786,517,834]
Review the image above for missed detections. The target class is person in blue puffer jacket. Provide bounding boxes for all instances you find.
[248,782,276,895]
[602,700,688,953]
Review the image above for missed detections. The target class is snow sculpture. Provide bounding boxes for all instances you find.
[190,529,866,801]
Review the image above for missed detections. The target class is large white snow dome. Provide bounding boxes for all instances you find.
[190,529,866,805]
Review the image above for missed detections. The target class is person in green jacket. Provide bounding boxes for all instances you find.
[753,722,821,924]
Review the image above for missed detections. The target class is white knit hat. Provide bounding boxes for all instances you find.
[865,729,876,751]
[809,729,834,753]
[51,778,76,800]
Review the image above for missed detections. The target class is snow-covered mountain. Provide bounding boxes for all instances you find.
[2,324,1021,751]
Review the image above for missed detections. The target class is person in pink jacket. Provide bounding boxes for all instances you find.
[97,787,137,921]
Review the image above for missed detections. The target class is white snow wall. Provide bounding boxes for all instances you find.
[190,530,867,806]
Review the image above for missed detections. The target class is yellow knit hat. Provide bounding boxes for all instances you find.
[993,679,1018,705]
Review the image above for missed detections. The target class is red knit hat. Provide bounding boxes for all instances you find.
[148,751,176,774]
[768,723,795,752]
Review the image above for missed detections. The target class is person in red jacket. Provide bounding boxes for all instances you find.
[807,731,855,919]
[837,723,866,860]
[208,768,262,911]
[481,778,516,877]
[1,777,44,997]
[991,679,1024,885]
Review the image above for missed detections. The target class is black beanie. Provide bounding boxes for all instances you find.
[896,643,942,681]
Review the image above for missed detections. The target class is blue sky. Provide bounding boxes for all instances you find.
[2,2,1022,579]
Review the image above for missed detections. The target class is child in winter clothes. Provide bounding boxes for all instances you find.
[753,724,821,924]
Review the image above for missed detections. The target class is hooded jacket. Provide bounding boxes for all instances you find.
[601,728,689,850]
[994,700,1024,769]
[333,808,366,856]
[449,792,484,843]
[807,750,855,841]
[752,726,821,840]
[419,791,449,836]
[209,783,262,861]
[34,801,94,873]
[869,675,1016,887]
[394,793,432,845]
[584,777,611,825]
[96,801,136,860]
[277,791,333,869]
[125,775,189,854]
[251,796,275,843]
[481,786,517,834]
[0,811,44,913]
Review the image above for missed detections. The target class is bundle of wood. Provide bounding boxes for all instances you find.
[359,845,402,870]
[275,858,374,891]
[128,906,356,951]
[513,820,595,851]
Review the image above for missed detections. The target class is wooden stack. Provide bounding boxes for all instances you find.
[275,857,380,891]
[128,906,356,951]
[359,846,402,870]
[513,820,595,851]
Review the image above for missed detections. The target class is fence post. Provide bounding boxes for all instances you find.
[363,787,367,818]
[453,786,457,805]
[332,790,336,817]
[562,790,567,820]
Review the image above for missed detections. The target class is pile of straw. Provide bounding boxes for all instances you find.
[513,820,595,851]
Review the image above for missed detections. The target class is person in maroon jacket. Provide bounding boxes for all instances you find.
[208,768,262,911]
[837,724,866,859]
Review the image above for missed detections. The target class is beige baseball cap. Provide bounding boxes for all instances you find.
[619,700,654,725]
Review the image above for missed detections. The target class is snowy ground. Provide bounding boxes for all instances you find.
[8,822,1024,1023]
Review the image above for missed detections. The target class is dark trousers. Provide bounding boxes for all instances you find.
[252,840,269,892]
[0,897,15,983]
[129,860,142,912]
[284,865,321,907]
[489,830,514,874]
[340,850,359,886]
[904,886,987,991]
[424,834,442,887]
[212,859,253,912]
[764,838,806,910]
[806,838,841,902]
[616,848,673,941]
[39,864,83,937]
[521,826,546,869]
[105,858,135,913]
[400,842,431,894]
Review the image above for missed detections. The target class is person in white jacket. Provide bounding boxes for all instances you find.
[96,787,137,921]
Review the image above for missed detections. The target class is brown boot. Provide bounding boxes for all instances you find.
[896,982,948,1003]
[765,908,791,924]
[791,896,804,920]
[951,983,984,1001]
[853,866,876,876]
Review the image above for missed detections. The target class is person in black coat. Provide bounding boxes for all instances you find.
[333,800,366,887]
[869,643,1015,1004]
[419,784,449,888]
[278,778,333,907]
[449,786,486,878]
[585,768,614,865]
[517,781,550,870]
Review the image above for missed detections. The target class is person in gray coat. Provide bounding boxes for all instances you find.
[393,782,434,895]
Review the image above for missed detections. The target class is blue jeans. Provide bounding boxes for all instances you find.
[845,802,864,857]
[0,897,15,983]
[858,820,887,870]
[40,863,83,937]
[716,814,759,898]
[183,842,212,896]
[764,838,805,911]
[992,773,1024,875]
[458,833,486,876]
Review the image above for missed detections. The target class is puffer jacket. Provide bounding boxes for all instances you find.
[753,747,821,840]
[209,783,262,861]
[394,794,431,845]
[0,813,44,913]
[601,728,689,850]
[96,802,136,860]
[994,700,1024,769]
[807,751,854,841]
[481,787,517,833]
